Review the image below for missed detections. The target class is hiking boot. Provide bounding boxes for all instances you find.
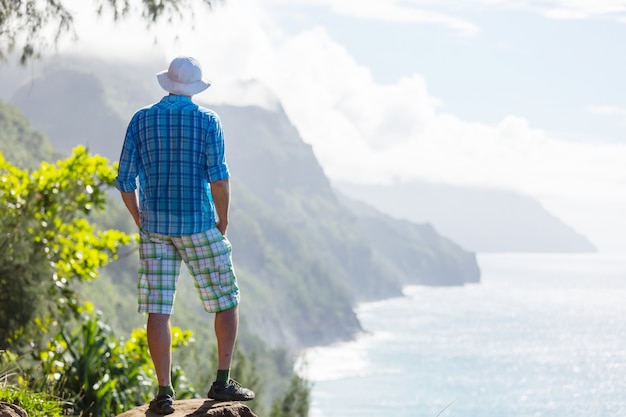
[149,394,175,415]
[207,379,255,401]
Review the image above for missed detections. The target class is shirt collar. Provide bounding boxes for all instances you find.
[161,95,193,103]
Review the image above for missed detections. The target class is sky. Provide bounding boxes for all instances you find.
[55,0,626,252]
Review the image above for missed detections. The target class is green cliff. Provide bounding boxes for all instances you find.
[1,58,480,351]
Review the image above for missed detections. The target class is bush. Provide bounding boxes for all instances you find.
[33,304,196,416]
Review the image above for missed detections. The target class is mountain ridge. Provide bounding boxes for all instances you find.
[335,181,597,253]
[1,56,480,350]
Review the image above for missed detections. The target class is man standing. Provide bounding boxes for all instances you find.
[116,56,255,415]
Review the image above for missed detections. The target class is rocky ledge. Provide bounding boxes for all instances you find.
[116,399,258,417]
[0,401,27,417]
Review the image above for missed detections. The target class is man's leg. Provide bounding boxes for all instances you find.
[215,305,239,370]
[147,313,172,387]
[209,304,254,400]
[179,229,254,400]
[147,313,176,414]
[139,231,178,413]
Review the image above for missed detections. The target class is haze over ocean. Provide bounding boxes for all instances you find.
[299,253,626,417]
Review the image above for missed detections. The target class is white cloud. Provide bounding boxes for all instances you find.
[208,79,282,111]
[541,7,590,18]
[228,19,625,202]
[205,3,626,250]
[59,0,626,250]
[417,0,626,17]
[327,1,480,35]
[267,0,626,24]
[474,0,626,20]
[267,0,480,35]
[586,105,626,129]
[548,0,626,15]
[62,0,163,61]
[587,104,626,117]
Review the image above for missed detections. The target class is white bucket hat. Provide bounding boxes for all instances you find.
[157,56,211,96]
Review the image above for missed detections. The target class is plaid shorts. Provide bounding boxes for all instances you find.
[137,227,240,314]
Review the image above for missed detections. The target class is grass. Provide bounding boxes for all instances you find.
[0,380,63,417]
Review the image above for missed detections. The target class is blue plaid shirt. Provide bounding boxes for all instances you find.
[116,95,230,236]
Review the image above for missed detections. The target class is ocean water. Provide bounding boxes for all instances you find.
[298,253,626,417]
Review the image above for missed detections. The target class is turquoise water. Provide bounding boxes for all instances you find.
[299,253,626,417]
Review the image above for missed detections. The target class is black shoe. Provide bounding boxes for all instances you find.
[207,379,255,401]
[149,394,175,415]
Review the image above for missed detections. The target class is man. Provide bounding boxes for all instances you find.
[116,56,255,415]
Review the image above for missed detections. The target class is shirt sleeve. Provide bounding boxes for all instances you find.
[115,115,139,192]
[206,113,231,183]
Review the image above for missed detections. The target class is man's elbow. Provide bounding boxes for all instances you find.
[211,178,230,187]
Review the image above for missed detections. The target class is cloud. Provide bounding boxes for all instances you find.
[422,0,626,18]
[547,0,626,16]
[266,0,480,35]
[208,79,282,112]
[59,0,626,249]
[327,1,480,35]
[267,0,626,25]
[216,7,626,252]
[62,0,163,61]
[587,104,626,117]
[229,19,625,202]
[474,0,626,20]
[586,105,626,129]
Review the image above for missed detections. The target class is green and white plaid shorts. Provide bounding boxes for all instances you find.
[137,227,240,314]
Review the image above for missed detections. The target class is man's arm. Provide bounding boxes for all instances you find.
[211,179,230,235]
[120,190,141,228]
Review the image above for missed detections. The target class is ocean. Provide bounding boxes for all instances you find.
[298,253,626,417]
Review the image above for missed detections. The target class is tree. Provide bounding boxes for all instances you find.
[0,146,132,348]
[0,147,267,416]
[270,375,311,417]
[0,147,198,415]
[0,0,216,65]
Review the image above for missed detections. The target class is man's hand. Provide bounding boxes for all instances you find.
[211,179,230,235]
[216,219,228,235]
[120,190,141,228]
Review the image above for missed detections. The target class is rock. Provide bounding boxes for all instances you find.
[116,399,258,417]
[0,402,28,417]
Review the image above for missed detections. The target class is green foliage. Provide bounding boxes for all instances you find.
[34,304,196,416]
[0,385,63,417]
[270,375,311,417]
[0,147,133,349]
[0,145,210,416]
[1,350,63,417]
[0,0,216,65]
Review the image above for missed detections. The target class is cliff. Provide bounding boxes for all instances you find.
[1,57,480,350]
[116,400,257,417]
